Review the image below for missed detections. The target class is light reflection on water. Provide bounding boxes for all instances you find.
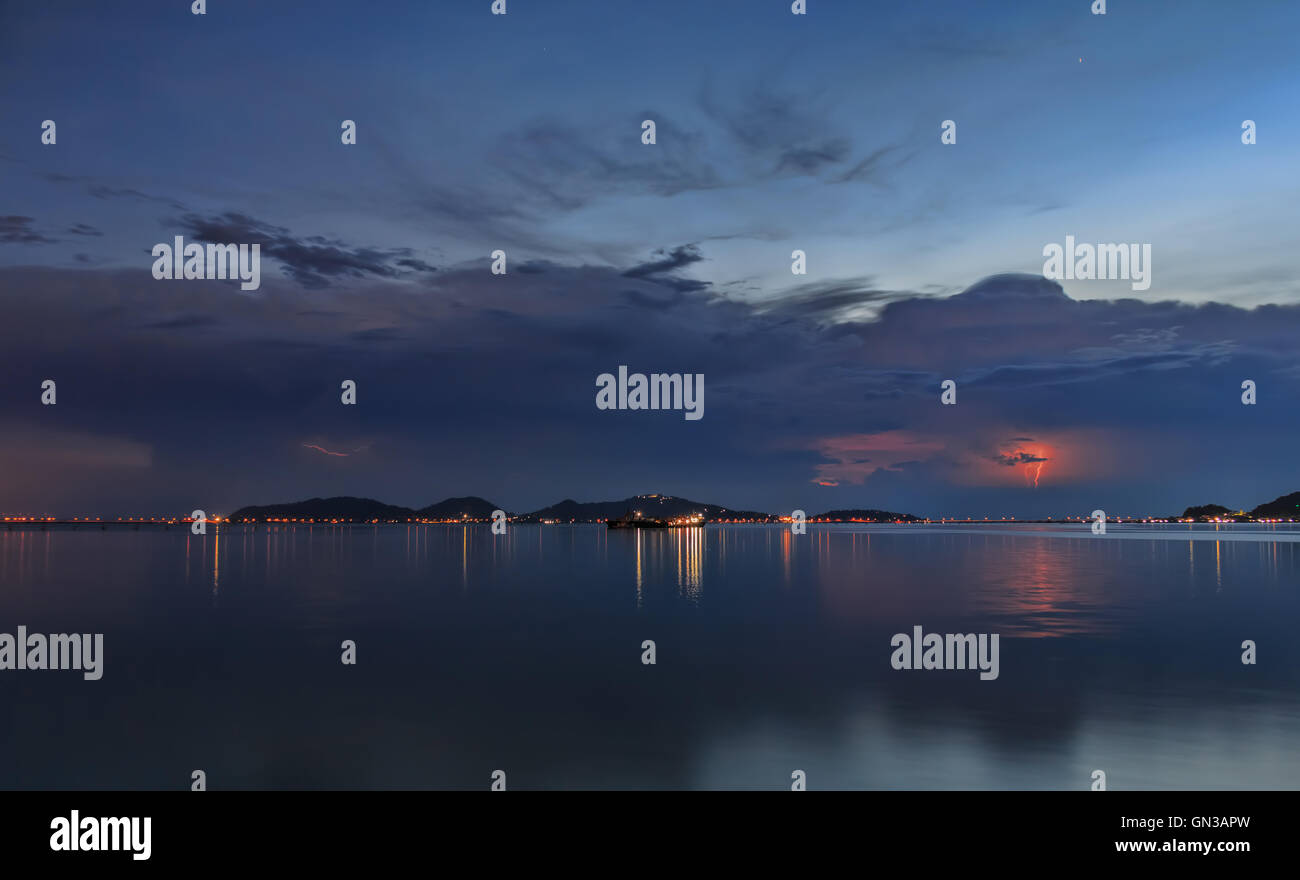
[0,523,1296,789]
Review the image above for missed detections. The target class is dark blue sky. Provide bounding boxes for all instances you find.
[1,0,1298,518]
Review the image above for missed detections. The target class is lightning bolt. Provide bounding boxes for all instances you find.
[1021,459,1046,487]
[302,443,368,457]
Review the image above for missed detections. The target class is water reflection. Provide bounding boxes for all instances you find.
[213,526,220,598]
[2,523,1298,789]
[968,536,1116,637]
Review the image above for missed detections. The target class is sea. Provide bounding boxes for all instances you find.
[1,522,1296,790]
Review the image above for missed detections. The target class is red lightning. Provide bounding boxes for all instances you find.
[302,443,367,457]
[1033,461,1045,488]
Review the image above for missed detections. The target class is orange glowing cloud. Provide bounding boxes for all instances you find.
[987,441,1052,487]
[963,432,1102,487]
[809,428,1114,489]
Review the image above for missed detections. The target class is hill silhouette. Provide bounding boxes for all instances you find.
[415,496,500,519]
[812,508,923,523]
[227,493,921,523]
[515,494,776,522]
[1180,504,1234,519]
[1251,492,1300,518]
[228,496,416,522]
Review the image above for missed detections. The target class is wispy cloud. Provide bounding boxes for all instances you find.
[176,212,438,289]
[0,216,56,244]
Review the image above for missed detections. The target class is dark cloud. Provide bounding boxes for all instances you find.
[620,288,685,311]
[415,79,910,246]
[992,451,1049,466]
[395,257,437,273]
[66,223,103,237]
[0,216,56,244]
[963,342,1238,389]
[620,244,710,294]
[175,212,439,289]
[623,244,705,279]
[42,173,190,211]
[2,266,1299,518]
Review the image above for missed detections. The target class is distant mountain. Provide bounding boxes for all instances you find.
[415,496,500,520]
[1170,493,1300,521]
[226,492,922,524]
[1251,492,1300,519]
[228,496,416,522]
[517,494,775,523]
[1180,503,1235,519]
[812,508,923,523]
[230,495,504,522]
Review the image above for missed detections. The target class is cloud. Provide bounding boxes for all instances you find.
[698,78,911,186]
[622,244,709,293]
[963,342,1239,389]
[831,145,916,184]
[992,451,1049,466]
[41,173,189,211]
[1,266,1299,515]
[623,244,705,278]
[759,277,936,322]
[0,216,56,244]
[175,212,438,289]
[383,78,911,252]
[811,431,947,485]
[496,115,723,206]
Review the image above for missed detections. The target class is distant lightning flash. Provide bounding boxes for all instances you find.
[998,443,1050,488]
[303,444,348,457]
[1019,458,1047,487]
[302,443,367,457]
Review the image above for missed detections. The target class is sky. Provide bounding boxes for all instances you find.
[1,0,1299,519]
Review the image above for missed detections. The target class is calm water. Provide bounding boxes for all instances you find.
[1,523,1297,790]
